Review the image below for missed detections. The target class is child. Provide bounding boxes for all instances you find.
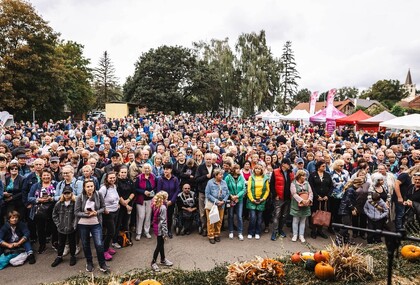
[0,211,36,269]
[51,186,77,267]
[364,192,389,244]
[151,191,173,272]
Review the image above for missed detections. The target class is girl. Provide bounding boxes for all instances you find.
[290,170,313,243]
[364,192,389,244]
[150,191,173,272]
[51,186,77,267]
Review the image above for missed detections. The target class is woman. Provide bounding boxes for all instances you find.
[308,161,333,239]
[179,158,197,191]
[264,155,273,170]
[224,164,246,241]
[194,150,204,166]
[246,164,270,240]
[98,172,120,261]
[330,159,350,232]
[290,170,313,242]
[134,163,156,241]
[271,153,280,169]
[78,165,100,191]
[152,153,164,179]
[3,162,25,219]
[28,169,57,254]
[51,186,77,267]
[352,170,370,239]
[205,168,229,244]
[150,191,173,272]
[240,161,252,187]
[114,166,134,248]
[368,176,391,206]
[75,180,109,273]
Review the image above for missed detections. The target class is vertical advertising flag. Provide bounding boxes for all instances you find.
[309,91,318,115]
[325,88,336,119]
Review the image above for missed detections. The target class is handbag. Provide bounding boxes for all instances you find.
[312,201,331,227]
[209,204,220,224]
[34,203,50,219]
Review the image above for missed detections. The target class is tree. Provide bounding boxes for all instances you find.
[293,88,311,107]
[236,30,281,116]
[0,0,64,120]
[390,105,406,117]
[279,41,300,112]
[124,45,198,114]
[360,79,408,104]
[335,86,359,101]
[93,51,122,109]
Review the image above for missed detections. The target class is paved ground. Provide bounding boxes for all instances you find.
[2,227,349,285]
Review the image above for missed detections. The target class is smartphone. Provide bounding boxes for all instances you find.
[87,208,93,212]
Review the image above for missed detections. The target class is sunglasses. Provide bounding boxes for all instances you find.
[10,167,19,170]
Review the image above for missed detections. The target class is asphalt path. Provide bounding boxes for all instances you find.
[2,227,339,285]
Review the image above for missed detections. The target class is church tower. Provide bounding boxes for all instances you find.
[402,69,417,102]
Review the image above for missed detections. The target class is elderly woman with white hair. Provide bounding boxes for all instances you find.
[134,163,156,241]
[330,159,350,232]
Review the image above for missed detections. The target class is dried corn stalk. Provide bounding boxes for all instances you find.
[226,256,285,285]
[326,243,374,282]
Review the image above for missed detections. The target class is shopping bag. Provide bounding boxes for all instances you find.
[312,201,331,227]
[209,204,220,224]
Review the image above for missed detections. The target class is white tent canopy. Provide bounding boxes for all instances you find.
[358,111,396,124]
[283,109,310,122]
[0,111,14,127]
[379,114,420,130]
[256,110,272,119]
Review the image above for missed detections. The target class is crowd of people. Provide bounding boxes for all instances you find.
[0,113,420,273]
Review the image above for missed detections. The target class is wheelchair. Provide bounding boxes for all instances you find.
[174,204,201,235]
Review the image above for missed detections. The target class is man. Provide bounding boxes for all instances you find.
[49,156,62,182]
[129,149,148,181]
[195,153,217,237]
[270,158,294,240]
[342,153,354,174]
[16,154,31,178]
[294,139,307,158]
[394,167,413,231]
[172,151,186,179]
[306,151,323,174]
[103,152,121,175]
[176,183,199,235]
[293,158,309,178]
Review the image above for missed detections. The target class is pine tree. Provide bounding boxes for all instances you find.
[93,51,122,109]
[279,41,300,112]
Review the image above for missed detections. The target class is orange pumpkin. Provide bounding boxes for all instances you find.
[291,252,302,264]
[139,280,162,285]
[314,262,335,280]
[314,250,330,263]
[401,245,420,261]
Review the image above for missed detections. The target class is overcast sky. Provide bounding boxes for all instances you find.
[31,0,420,93]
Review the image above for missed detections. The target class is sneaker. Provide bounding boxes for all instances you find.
[86,262,94,272]
[63,244,70,256]
[291,235,298,242]
[107,248,116,255]
[135,234,141,241]
[99,264,110,273]
[104,251,113,261]
[160,259,173,266]
[112,243,122,249]
[151,262,160,272]
[70,256,77,266]
[247,234,253,239]
[27,253,36,264]
[51,257,63,267]
[238,234,244,241]
[299,235,306,243]
[75,245,81,255]
[279,230,287,238]
[145,233,152,239]
[229,233,234,239]
[271,232,277,241]
[255,234,260,240]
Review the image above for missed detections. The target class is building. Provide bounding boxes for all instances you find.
[293,99,355,115]
[402,69,417,102]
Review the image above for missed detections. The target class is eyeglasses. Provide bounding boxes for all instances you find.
[10,167,18,170]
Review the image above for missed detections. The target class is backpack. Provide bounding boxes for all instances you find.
[117,231,133,247]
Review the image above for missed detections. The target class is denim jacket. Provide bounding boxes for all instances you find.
[205,178,229,209]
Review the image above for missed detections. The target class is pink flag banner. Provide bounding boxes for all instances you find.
[325,88,336,119]
[309,91,319,115]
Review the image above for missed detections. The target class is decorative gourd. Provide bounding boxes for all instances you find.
[291,252,302,264]
[301,252,315,261]
[304,259,317,271]
[314,250,330,263]
[401,245,420,261]
[139,280,162,285]
[315,262,335,280]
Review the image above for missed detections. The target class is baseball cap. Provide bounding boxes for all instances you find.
[57,146,66,151]
[296,158,304,164]
[62,185,72,194]
[50,156,60,163]
[17,154,28,159]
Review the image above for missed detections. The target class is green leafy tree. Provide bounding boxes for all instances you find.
[360,79,408,104]
[336,86,359,101]
[236,30,280,116]
[293,88,311,106]
[124,45,198,114]
[0,0,65,120]
[93,51,122,109]
[390,105,406,117]
[279,41,300,112]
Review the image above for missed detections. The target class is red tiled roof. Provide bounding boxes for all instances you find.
[293,99,353,112]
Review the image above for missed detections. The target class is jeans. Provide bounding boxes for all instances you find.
[394,201,405,231]
[271,199,290,233]
[102,210,118,250]
[248,210,263,236]
[57,232,76,257]
[152,235,165,263]
[292,216,307,236]
[228,200,243,234]
[78,224,105,266]
[136,200,152,235]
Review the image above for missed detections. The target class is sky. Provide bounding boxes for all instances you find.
[30,0,420,93]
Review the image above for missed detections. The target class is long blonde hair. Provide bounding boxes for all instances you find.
[152,191,168,209]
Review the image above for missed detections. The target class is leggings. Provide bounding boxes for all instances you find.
[152,236,165,263]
